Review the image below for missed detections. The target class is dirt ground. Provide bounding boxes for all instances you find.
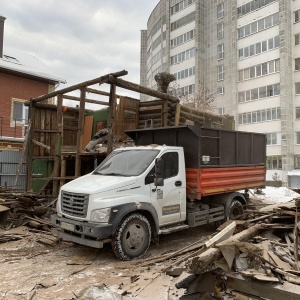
[0,224,215,300]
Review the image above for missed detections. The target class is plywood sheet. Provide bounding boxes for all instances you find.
[81,115,93,150]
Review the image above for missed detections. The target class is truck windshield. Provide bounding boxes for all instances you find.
[93,149,160,176]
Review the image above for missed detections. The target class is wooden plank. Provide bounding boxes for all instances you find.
[227,274,300,300]
[75,88,86,177]
[40,107,45,156]
[81,115,94,151]
[268,250,291,270]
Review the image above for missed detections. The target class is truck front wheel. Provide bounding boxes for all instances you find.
[112,213,151,260]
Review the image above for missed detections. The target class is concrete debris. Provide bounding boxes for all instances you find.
[77,285,122,300]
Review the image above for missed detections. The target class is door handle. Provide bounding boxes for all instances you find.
[175,181,182,187]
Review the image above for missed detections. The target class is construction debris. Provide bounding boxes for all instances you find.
[154,198,300,300]
[0,190,53,242]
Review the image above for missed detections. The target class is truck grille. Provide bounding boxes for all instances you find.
[61,191,89,218]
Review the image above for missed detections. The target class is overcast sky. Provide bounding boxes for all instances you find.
[1,0,158,97]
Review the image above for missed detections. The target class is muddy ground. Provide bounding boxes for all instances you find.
[0,224,215,300]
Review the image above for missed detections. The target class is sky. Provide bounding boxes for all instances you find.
[1,0,158,97]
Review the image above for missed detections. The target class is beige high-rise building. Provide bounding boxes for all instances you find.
[140,0,300,186]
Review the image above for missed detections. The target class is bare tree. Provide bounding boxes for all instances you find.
[169,82,216,112]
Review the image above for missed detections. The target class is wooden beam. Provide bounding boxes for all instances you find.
[107,75,179,103]
[107,84,116,154]
[30,70,128,103]
[63,95,109,106]
[86,87,122,98]
[31,139,51,151]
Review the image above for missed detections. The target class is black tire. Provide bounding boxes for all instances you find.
[112,213,151,260]
[228,200,244,220]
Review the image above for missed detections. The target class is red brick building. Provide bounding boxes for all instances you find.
[0,15,66,149]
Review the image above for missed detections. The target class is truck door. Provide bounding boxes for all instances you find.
[146,151,184,225]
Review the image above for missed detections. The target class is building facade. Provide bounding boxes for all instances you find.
[0,15,66,149]
[140,0,300,185]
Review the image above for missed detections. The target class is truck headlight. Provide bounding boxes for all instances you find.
[91,208,111,223]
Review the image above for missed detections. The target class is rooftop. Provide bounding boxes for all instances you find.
[0,48,66,84]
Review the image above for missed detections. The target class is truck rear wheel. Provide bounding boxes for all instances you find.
[228,200,243,219]
[112,213,151,260]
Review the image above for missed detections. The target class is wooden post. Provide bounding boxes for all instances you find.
[107,84,116,155]
[75,88,86,177]
[60,156,66,188]
[14,122,31,189]
[53,94,63,198]
[162,99,168,127]
[175,104,181,126]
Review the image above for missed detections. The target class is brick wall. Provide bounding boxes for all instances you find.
[0,72,52,138]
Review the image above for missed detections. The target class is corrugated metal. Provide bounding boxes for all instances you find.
[186,166,266,199]
[0,150,26,190]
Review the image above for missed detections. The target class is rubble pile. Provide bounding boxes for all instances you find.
[169,199,300,299]
[0,189,54,242]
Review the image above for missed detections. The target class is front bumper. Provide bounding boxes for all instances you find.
[51,214,113,248]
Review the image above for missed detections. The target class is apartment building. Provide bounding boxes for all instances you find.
[140,0,300,185]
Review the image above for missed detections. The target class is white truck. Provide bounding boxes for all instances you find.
[52,126,266,260]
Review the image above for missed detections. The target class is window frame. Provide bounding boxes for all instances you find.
[12,101,28,125]
[217,3,224,19]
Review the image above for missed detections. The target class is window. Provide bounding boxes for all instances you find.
[218,107,225,115]
[295,9,300,23]
[237,13,279,40]
[217,3,224,19]
[217,86,224,94]
[295,33,300,46]
[296,107,300,119]
[218,65,224,81]
[267,156,282,170]
[237,0,277,18]
[238,59,279,81]
[266,132,281,145]
[217,44,224,59]
[296,58,300,71]
[296,82,300,94]
[217,23,224,39]
[295,155,300,169]
[238,107,280,124]
[297,132,300,144]
[161,152,179,179]
[13,101,28,124]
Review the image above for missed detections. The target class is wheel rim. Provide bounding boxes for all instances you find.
[123,223,145,253]
[231,206,241,219]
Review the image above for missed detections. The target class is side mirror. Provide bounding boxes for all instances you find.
[154,177,164,187]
